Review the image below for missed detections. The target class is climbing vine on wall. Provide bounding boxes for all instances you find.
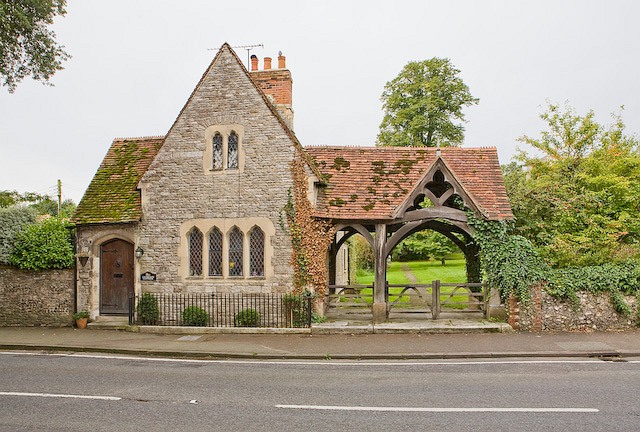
[281,156,335,296]
[468,214,549,303]
[468,213,640,316]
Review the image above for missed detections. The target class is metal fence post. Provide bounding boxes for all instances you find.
[306,292,313,328]
[483,283,489,319]
[128,292,134,325]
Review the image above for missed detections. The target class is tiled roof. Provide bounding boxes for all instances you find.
[304,146,513,221]
[73,137,164,225]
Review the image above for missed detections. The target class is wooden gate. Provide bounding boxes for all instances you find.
[100,239,134,314]
[326,281,489,320]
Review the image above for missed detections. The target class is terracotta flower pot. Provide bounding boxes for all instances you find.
[75,318,88,329]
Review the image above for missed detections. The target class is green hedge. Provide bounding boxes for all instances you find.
[469,214,640,315]
[0,206,37,264]
[9,218,74,270]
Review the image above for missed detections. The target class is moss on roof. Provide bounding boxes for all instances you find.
[73,137,164,225]
[304,146,514,221]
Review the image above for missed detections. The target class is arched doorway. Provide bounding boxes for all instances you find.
[100,239,134,314]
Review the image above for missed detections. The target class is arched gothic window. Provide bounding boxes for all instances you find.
[228,131,239,169]
[249,227,265,277]
[228,227,243,276]
[208,228,223,276]
[188,228,203,276]
[212,133,223,170]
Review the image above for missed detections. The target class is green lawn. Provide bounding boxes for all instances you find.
[351,258,470,308]
[355,258,467,285]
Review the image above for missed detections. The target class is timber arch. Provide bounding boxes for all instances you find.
[305,146,513,323]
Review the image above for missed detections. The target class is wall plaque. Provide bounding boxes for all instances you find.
[141,272,157,281]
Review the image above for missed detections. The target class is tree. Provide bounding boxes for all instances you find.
[0,189,75,217]
[0,190,43,207]
[377,58,478,147]
[504,102,640,267]
[30,196,75,218]
[424,232,458,265]
[0,0,70,92]
[391,230,458,264]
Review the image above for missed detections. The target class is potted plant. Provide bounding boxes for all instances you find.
[73,311,90,329]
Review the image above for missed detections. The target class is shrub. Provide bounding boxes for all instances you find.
[182,306,209,326]
[73,310,89,319]
[0,206,37,264]
[350,234,374,271]
[234,308,260,327]
[282,293,311,327]
[137,293,159,325]
[9,217,74,270]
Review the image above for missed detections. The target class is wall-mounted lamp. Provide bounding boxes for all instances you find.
[135,246,144,259]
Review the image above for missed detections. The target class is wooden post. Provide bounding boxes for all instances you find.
[328,241,337,294]
[432,280,441,320]
[372,223,387,323]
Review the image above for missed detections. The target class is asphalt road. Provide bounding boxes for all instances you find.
[1,352,639,432]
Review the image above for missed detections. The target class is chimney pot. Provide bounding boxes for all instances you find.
[250,55,258,71]
[264,57,272,70]
[278,53,286,69]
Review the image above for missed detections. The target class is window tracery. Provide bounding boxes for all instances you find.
[228,227,243,276]
[208,228,223,276]
[188,228,203,276]
[249,227,265,277]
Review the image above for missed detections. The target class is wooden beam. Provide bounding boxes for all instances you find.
[400,207,468,223]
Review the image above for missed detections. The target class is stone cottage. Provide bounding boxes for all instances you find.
[73,44,512,322]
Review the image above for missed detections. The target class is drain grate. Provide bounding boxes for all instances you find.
[596,355,627,362]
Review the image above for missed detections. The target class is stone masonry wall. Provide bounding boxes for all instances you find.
[137,46,295,295]
[509,284,638,331]
[0,265,74,326]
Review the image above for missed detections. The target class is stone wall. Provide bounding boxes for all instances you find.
[0,265,74,326]
[509,284,638,331]
[137,46,296,295]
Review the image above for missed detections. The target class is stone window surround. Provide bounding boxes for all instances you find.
[178,217,275,281]
[203,124,245,174]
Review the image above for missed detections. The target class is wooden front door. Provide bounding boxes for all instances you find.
[100,239,134,314]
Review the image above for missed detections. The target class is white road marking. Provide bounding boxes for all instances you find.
[0,351,632,367]
[0,391,121,401]
[276,404,599,413]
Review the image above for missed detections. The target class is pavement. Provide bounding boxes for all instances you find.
[1,324,639,360]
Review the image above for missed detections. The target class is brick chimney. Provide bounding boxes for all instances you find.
[249,51,294,129]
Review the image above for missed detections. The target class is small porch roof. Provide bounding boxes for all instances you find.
[304,146,513,221]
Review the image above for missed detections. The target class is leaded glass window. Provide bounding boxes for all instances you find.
[228,227,243,276]
[208,228,222,276]
[228,131,238,169]
[189,228,203,276]
[249,227,264,277]
[212,133,223,170]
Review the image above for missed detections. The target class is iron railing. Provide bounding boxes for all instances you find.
[129,292,312,328]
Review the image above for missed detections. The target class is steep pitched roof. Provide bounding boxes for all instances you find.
[73,137,164,225]
[160,43,323,180]
[304,146,513,221]
[75,44,322,226]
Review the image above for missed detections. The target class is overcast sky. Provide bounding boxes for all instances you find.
[1,0,639,204]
